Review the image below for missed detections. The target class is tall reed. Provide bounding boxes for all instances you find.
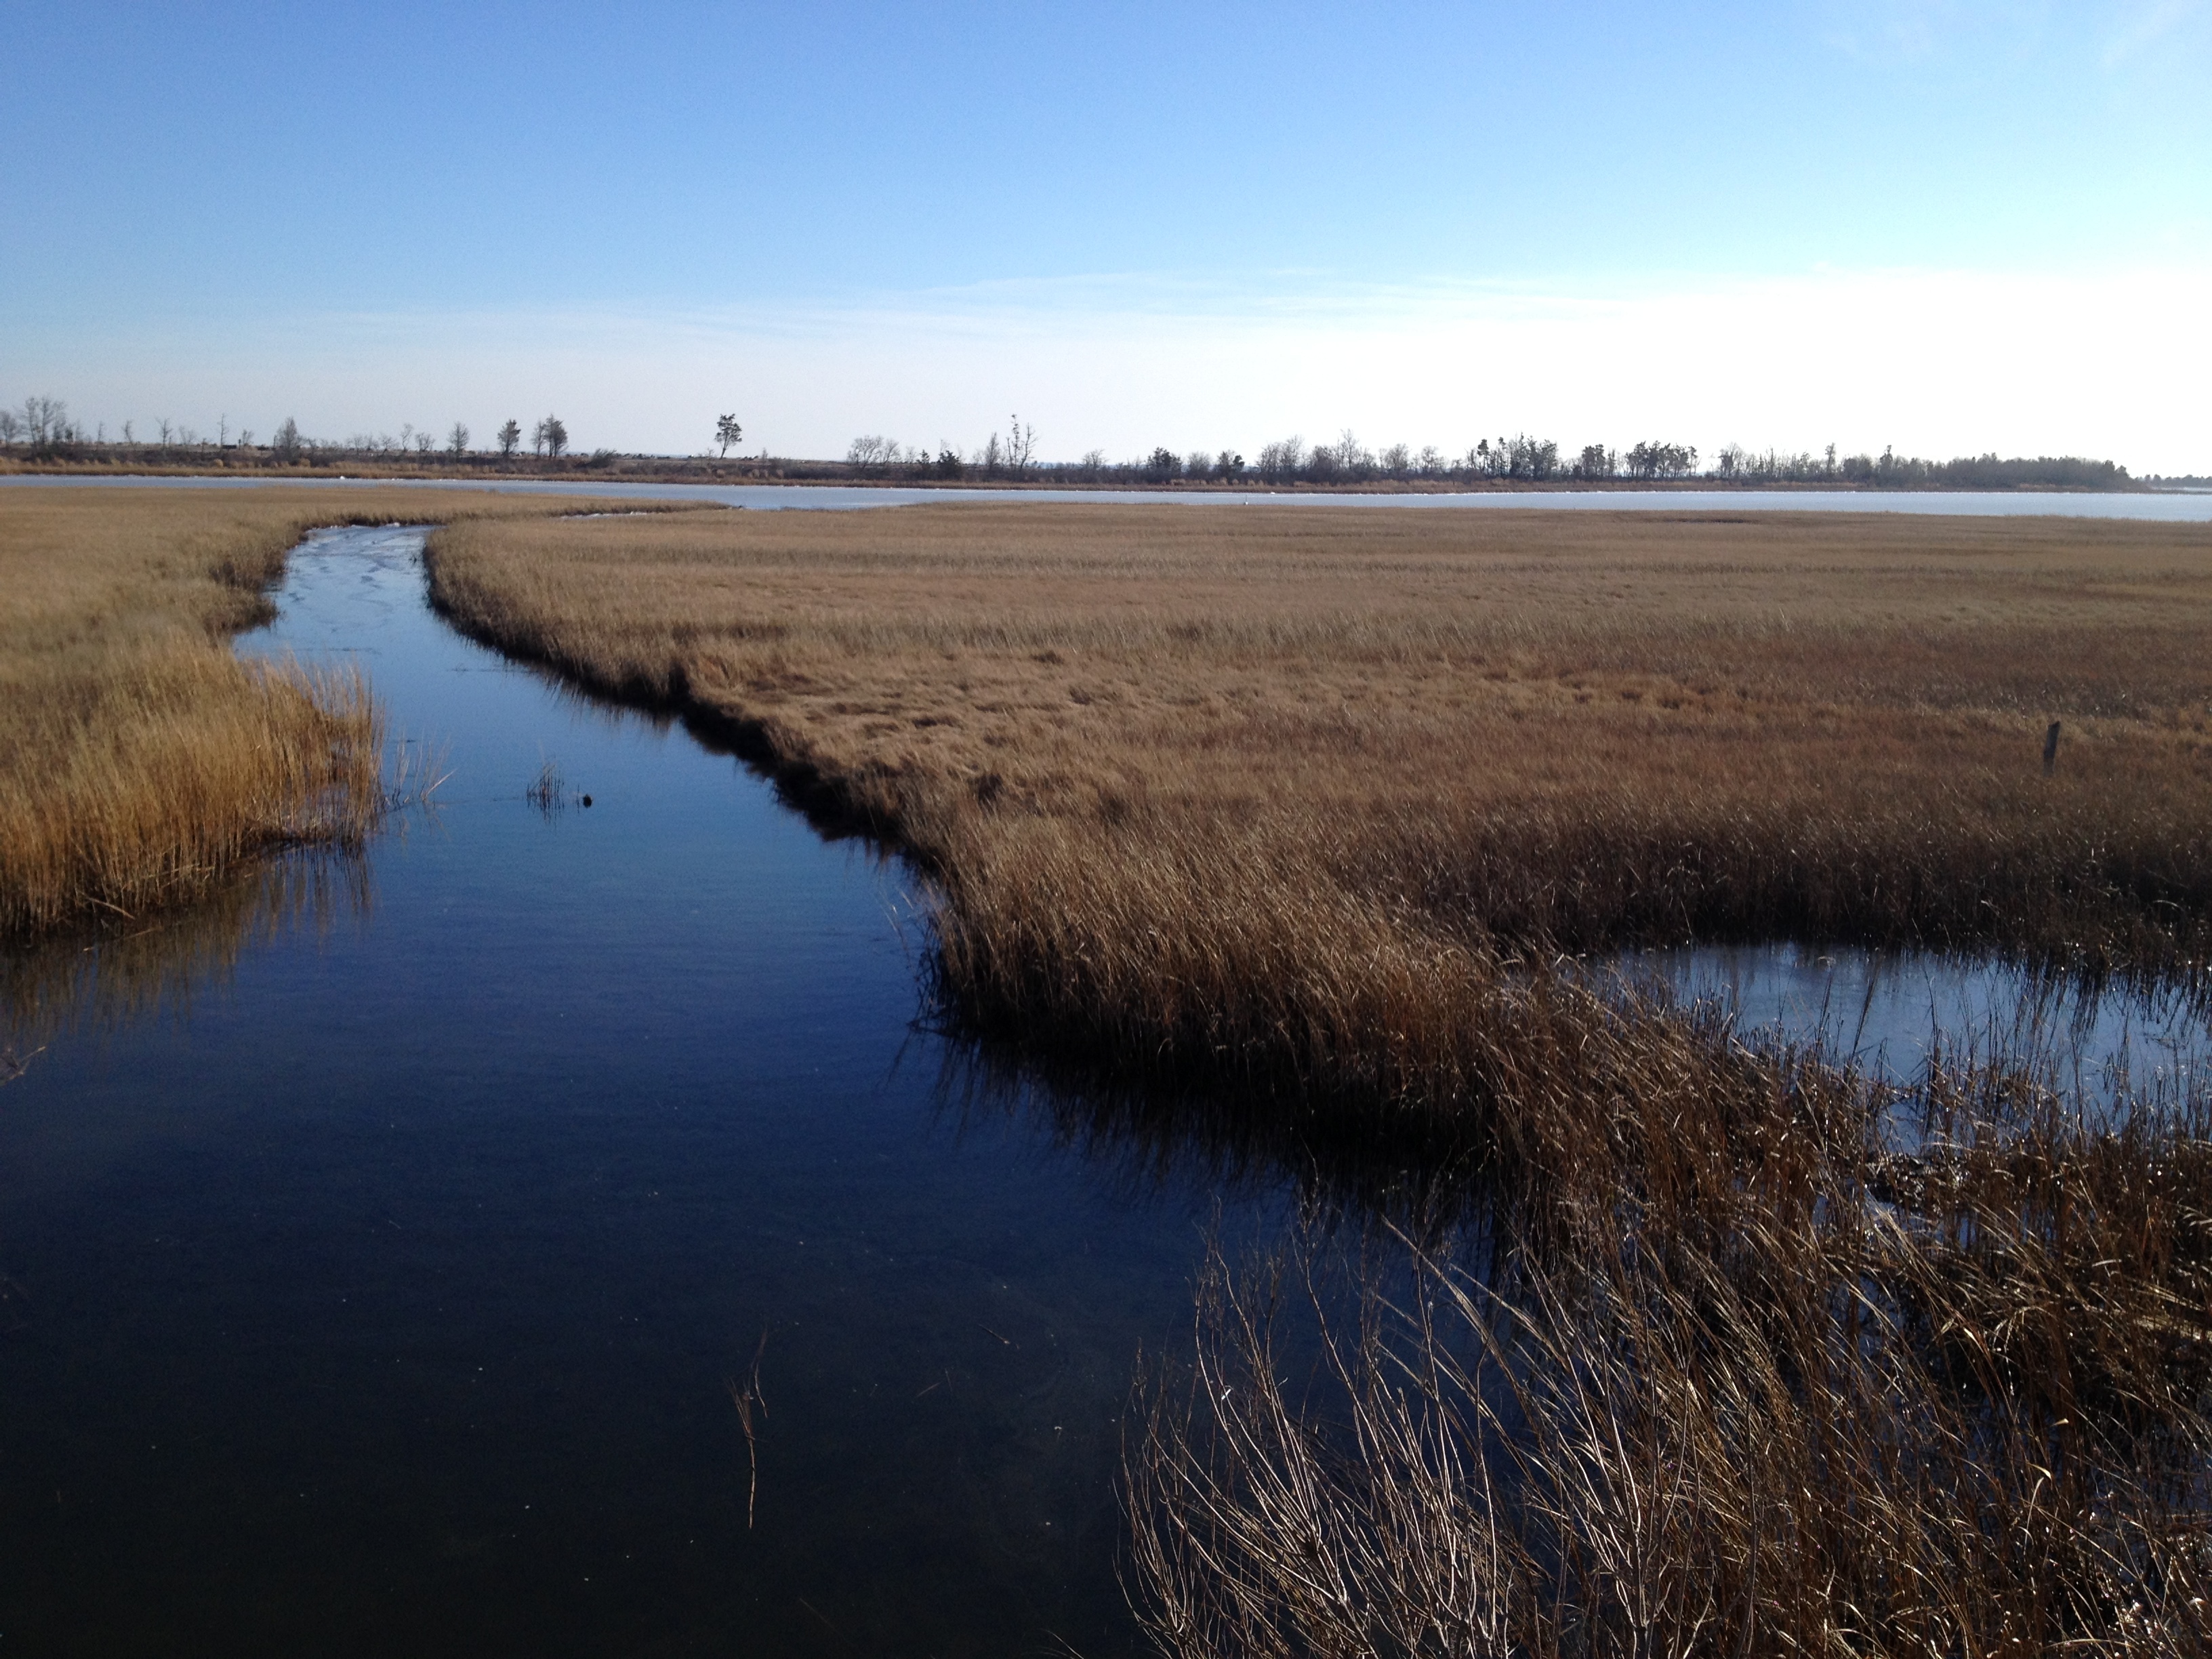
[1125,1040,2212,1658]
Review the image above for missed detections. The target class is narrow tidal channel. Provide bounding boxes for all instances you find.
[0,527,1267,1657]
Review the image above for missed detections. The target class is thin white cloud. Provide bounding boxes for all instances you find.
[2104,0,2202,65]
[1817,0,2052,66]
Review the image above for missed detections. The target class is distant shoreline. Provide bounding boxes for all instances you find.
[0,454,2167,495]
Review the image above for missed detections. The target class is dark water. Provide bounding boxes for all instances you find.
[5,472,2212,520]
[0,527,1275,1657]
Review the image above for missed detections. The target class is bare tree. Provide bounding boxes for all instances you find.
[271,418,302,460]
[1256,436,1303,483]
[20,396,68,449]
[497,419,522,460]
[0,409,20,447]
[1006,414,1036,476]
[533,415,569,459]
[448,422,470,457]
[1626,439,1698,480]
[715,413,742,458]
[1572,443,1616,480]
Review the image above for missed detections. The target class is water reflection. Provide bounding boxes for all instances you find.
[1,849,372,1080]
[1629,942,2209,1099]
[931,1030,1490,1233]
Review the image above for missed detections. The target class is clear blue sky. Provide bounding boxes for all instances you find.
[5,1,2208,467]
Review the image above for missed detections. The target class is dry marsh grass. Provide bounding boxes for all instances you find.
[1126,1041,2212,1656]
[0,487,705,939]
[428,503,2212,1114]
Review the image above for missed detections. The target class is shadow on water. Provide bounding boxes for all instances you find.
[2,850,373,1082]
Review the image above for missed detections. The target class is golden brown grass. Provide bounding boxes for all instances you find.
[1129,1052,2212,1656]
[0,487,710,939]
[426,503,2212,1106]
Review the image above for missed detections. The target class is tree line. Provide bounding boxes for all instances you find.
[0,391,2150,493]
[0,396,583,466]
[841,420,2138,491]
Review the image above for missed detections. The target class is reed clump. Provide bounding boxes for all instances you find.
[0,487,708,937]
[1126,1040,2212,1657]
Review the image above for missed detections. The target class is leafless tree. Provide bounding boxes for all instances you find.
[1257,436,1303,483]
[497,419,522,459]
[1006,414,1037,476]
[448,422,470,456]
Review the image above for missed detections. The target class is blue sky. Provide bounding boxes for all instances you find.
[5,1,2208,468]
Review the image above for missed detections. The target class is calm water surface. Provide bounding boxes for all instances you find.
[0,527,1276,1657]
[5,472,2211,519]
[1633,943,2207,1100]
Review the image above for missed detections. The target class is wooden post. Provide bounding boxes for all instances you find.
[2043,720,2062,775]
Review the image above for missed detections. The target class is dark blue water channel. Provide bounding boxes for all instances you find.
[0,526,1279,1657]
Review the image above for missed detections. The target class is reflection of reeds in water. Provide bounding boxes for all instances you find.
[1122,1024,2212,1657]
[525,757,567,816]
[0,847,371,1081]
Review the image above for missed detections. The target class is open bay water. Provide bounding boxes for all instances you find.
[3,472,2212,520]
[4,507,2207,1655]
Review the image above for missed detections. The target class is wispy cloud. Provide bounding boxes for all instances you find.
[1818,0,2052,66]
[2104,0,2202,65]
